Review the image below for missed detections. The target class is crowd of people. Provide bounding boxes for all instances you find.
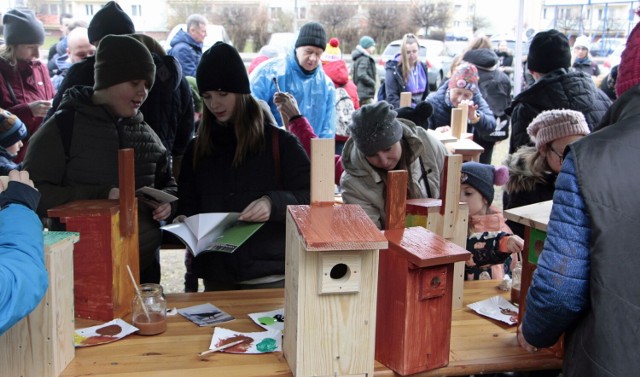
[1,3,637,374]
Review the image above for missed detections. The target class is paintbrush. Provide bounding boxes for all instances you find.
[272,77,287,128]
[198,339,245,357]
[272,77,281,93]
[127,265,150,321]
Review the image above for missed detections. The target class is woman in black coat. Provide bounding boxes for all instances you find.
[177,42,310,291]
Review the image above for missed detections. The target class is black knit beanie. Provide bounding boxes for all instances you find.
[0,109,27,149]
[295,22,327,50]
[88,1,135,44]
[527,29,571,74]
[396,101,433,129]
[196,42,250,94]
[94,35,155,91]
[461,162,509,206]
[2,9,45,45]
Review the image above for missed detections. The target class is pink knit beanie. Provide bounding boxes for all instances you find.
[448,63,479,92]
[527,109,590,150]
[615,8,640,97]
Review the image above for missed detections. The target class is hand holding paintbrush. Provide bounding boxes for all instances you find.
[272,77,290,128]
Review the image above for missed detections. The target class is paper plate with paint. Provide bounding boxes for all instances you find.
[178,302,234,327]
[74,318,139,347]
[248,308,284,332]
[467,295,519,325]
[209,327,281,354]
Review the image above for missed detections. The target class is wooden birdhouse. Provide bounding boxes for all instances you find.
[503,200,552,322]
[284,139,388,377]
[47,149,139,322]
[404,155,469,309]
[0,231,78,377]
[375,169,470,376]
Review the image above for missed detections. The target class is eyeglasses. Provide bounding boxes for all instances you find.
[548,144,564,163]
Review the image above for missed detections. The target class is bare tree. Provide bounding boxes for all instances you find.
[470,14,491,34]
[409,0,452,38]
[214,6,255,52]
[366,5,408,50]
[271,10,295,33]
[313,4,358,36]
[311,3,358,51]
[555,18,580,36]
[251,7,271,50]
[167,0,211,27]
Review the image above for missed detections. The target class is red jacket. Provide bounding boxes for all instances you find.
[0,59,55,163]
[322,60,360,110]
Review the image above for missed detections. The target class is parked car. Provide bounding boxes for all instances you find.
[162,24,232,52]
[590,37,626,57]
[377,38,454,91]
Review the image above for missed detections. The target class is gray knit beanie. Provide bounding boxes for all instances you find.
[527,109,590,150]
[295,22,327,50]
[2,9,45,45]
[94,35,155,90]
[349,101,403,157]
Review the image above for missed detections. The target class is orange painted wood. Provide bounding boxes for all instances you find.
[60,282,562,377]
[49,200,139,321]
[287,204,387,251]
[376,227,470,374]
[385,170,408,231]
[118,149,135,236]
[384,227,470,268]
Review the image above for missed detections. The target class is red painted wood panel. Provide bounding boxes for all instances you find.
[385,227,470,268]
[288,204,387,251]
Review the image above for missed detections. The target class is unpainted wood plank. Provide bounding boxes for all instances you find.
[310,138,335,204]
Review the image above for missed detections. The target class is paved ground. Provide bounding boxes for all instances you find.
[159,139,510,294]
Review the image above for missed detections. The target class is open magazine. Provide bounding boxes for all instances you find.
[161,213,264,256]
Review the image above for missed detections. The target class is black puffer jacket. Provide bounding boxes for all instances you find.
[139,54,194,158]
[24,86,177,273]
[177,109,311,283]
[463,49,512,117]
[44,56,96,122]
[506,68,611,154]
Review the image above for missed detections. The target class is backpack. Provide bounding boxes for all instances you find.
[335,86,355,138]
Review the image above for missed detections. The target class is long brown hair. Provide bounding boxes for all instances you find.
[193,93,265,168]
[400,34,421,83]
[0,45,19,66]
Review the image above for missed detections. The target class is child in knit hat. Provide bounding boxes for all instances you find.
[0,109,28,175]
[504,109,590,237]
[340,101,447,229]
[426,63,498,164]
[23,34,177,285]
[460,161,523,280]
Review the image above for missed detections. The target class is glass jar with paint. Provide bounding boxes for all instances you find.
[132,283,167,335]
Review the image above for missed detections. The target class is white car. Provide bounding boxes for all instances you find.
[162,24,232,52]
[377,38,454,91]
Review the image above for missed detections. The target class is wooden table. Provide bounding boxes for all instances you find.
[60,281,561,377]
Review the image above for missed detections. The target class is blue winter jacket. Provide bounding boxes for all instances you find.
[522,152,591,347]
[249,50,336,139]
[426,81,496,141]
[168,29,203,77]
[0,190,47,336]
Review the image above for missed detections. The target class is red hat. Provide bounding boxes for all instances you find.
[616,8,640,97]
